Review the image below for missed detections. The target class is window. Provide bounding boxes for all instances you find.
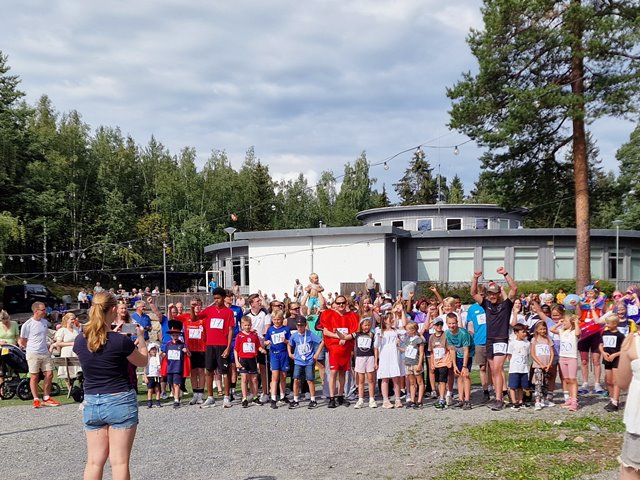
[498,219,509,229]
[554,247,575,279]
[446,218,462,231]
[510,220,521,229]
[609,251,622,280]
[483,247,505,280]
[475,218,489,230]
[514,247,538,281]
[417,248,440,281]
[632,250,640,281]
[372,222,382,226]
[416,219,433,232]
[448,248,474,282]
[591,248,603,279]
[391,220,404,228]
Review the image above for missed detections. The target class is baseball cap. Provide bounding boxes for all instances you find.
[434,319,444,326]
[486,284,500,294]
[296,318,307,326]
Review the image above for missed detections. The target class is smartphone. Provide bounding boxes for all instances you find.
[121,323,138,335]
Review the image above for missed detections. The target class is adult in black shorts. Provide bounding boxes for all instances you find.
[471,267,518,411]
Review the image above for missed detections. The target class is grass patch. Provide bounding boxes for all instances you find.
[432,415,623,480]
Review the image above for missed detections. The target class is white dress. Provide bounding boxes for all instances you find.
[55,327,81,379]
[375,328,402,379]
[624,333,640,435]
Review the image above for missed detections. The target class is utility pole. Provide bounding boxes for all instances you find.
[43,218,47,278]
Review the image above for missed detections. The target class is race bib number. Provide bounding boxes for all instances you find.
[513,354,526,365]
[603,335,617,349]
[535,344,550,357]
[433,347,445,359]
[560,341,573,353]
[167,349,181,361]
[271,332,285,345]
[210,318,224,329]
[357,336,372,350]
[476,313,486,325]
[493,342,507,355]
[188,328,201,339]
[242,342,255,353]
[628,305,639,316]
[405,345,418,360]
[336,327,349,335]
[297,343,311,355]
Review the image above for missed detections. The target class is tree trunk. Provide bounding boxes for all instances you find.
[571,0,591,291]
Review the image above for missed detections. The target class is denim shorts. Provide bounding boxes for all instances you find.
[293,364,315,381]
[83,389,138,431]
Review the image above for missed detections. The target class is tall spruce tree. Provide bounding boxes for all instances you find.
[448,0,640,290]
[394,148,437,205]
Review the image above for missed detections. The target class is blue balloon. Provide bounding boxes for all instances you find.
[563,293,581,310]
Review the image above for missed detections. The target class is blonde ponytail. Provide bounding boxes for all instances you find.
[84,292,117,352]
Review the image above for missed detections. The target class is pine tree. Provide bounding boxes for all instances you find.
[393,149,437,205]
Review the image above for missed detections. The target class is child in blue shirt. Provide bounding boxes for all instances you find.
[287,318,323,409]
[164,327,190,409]
[264,310,291,409]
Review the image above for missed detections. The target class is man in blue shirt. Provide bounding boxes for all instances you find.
[466,291,491,403]
[131,300,152,341]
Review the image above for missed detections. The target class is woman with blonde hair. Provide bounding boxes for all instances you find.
[50,312,81,391]
[73,292,148,480]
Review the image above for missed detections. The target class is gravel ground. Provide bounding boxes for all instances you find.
[1,390,620,480]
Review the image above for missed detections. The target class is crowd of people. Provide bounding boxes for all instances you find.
[2,269,639,479]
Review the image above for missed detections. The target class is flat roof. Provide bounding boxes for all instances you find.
[356,203,528,220]
[406,228,640,239]
[204,239,249,254]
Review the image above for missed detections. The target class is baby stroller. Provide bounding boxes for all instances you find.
[0,344,28,400]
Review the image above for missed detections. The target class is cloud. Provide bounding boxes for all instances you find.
[1,0,630,204]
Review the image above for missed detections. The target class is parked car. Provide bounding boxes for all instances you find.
[2,284,61,315]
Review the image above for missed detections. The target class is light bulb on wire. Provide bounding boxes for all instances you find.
[383,162,389,171]
[454,146,460,156]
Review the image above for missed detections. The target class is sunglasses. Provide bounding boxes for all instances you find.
[290,306,299,310]
[335,301,347,305]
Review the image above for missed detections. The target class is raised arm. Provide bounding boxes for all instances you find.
[471,271,483,304]
[496,266,517,300]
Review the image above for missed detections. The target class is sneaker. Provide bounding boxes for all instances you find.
[308,400,318,409]
[490,400,504,411]
[434,399,445,409]
[482,392,491,404]
[304,393,311,401]
[430,391,438,399]
[33,398,41,408]
[229,392,235,402]
[382,401,394,409]
[544,400,555,408]
[453,400,465,409]
[189,396,198,406]
[369,399,378,408]
[568,398,579,412]
[155,400,162,408]
[289,400,299,409]
[341,397,351,407]
[604,401,619,412]
[160,392,168,400]
[520,403,529,409]
[173,401,180,409]
[414,402,423,409]
[445,393,452,406]
[534,402,543,411]
[223,397,231,408]
[593,384,607,395]
[242,399,249,408]
[200,397,216,409]
[354,399,364,409]
[328,398,337,409]
[510,403,521,410]
[43,398,61,407]
[561,398,572,409]
[147,400,153,409]
[271,400,278,409]
[253,397,263,406]
[578,383,590,395]
[394,400,403,409]
[260,394,269,403]
[462,401,472,410]
[399,390,406,400]
[405,401,414,409]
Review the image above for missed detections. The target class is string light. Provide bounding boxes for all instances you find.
[454,146,460,155]
[383,162,389,171]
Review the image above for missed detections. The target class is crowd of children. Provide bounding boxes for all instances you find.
[132,274,638,415]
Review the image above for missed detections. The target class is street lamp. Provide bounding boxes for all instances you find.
[224,227,236,288]
[612,219,623,290]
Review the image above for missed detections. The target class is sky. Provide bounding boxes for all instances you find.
[1,0,634,201]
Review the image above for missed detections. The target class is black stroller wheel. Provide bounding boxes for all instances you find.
[70,385,84,403]
[0,382,16,400]
[17,379,32,400]
[50,382,61,397]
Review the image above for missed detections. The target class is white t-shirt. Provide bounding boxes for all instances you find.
[246,309,272,339]
[507,339,530,374]
[20,317,50,354]
[559,328,578,358]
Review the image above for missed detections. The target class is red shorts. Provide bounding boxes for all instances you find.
[328,348,351,371]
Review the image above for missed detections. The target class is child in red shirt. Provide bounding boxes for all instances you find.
[234,316,266,408]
